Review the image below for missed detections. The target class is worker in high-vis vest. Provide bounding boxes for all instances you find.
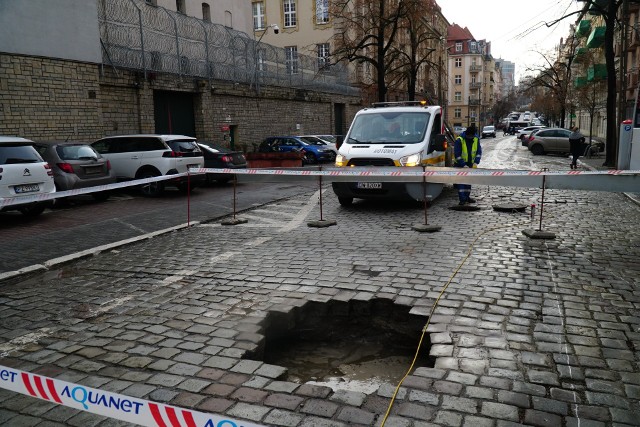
[453,123,482,205]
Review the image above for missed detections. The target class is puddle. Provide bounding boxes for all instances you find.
[251,299,433,394]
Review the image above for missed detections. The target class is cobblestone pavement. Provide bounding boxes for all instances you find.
[0,179,639,426]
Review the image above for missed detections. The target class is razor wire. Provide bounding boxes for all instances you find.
[97,0,359,95]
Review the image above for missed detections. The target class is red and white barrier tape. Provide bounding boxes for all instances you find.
[0,364,264,427]
[2,167,639,208]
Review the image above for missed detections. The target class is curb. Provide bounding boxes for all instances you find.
[0,221,200,285]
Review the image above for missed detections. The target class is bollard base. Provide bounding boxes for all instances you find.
[522,229,556,239]
[221,217,249,226]
[411,224,442,233]
[449,205,482,212]
[493,204,528,213]
[307,219,337,228]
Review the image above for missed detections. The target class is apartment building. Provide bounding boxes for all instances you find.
[446,23,497,129]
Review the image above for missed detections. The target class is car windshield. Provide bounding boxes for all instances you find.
[57,144,99,160]
[299,136,325,145]
[347,111,430,144]
[316,135,336,143]
[0,145,42,164]
[168,139,200,153]
[198,142,229,153]
[483,126,494,131]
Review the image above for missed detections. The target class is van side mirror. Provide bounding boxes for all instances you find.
[432,134,447,152]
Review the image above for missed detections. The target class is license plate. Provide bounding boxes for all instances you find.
[84,166,102,175]
[357,182,382,189]
[14,184,40,194]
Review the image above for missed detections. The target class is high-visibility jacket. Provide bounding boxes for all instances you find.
[454,135,481,167]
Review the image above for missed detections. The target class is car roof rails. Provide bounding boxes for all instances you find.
[371,100,429,108]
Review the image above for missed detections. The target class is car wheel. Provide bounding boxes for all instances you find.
[338,196,353,206]
[137,169,164,197]
[304,153,317,164]
[19,203,46,217]
[92,191,110,201]
[530,144,545,156]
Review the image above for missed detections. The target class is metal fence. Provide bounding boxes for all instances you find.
[97,0,358,95]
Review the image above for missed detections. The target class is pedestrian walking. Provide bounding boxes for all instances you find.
[569,126,585,169]
[453,123,482,205]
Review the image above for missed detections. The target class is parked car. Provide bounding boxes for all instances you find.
[32,141,116,201]
[453,126,466,135]
[196,142,247,184]
[481,126,496,138]
[300,135,338,157]
[517,125,546,141]
[527,128,605,156]
[0,136,56,216]
[91,134,205,196]
[258,136,335,164]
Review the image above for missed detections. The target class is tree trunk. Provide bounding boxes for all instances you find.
[603,2,618,166]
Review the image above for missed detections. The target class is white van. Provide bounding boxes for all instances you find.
[332,102,447,206]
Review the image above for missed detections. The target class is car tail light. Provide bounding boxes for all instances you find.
[529,136,535,143]
[162,151,183,158]
[57,163,74,174]
[45,163,54,176]
[106,160,112,171]
[221,155,232,162]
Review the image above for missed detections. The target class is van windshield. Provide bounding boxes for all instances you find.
[347,112,430,144]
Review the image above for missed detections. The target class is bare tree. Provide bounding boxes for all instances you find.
[545,0,640,166]
[330,0,405,102]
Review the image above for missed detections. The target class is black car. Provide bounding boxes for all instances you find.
[197,142,247,184]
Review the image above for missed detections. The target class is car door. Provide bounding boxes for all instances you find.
[555,129,572,153]
[92,138,141,179]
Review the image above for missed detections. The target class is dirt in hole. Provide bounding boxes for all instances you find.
[258,299,433,394]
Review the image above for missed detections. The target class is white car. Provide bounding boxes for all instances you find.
[91,135,205,196]
[517,126,546,141]
[0,136,56,216]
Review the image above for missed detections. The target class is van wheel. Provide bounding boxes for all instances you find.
[530,145,545,156]
[338,196,353,206]
[19,204,46,217]
[92,191,110,201]
[137,170,164,197]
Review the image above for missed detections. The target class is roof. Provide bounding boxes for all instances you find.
[447,23,474,42]
[97,134,196,141]
[0,136,34,144]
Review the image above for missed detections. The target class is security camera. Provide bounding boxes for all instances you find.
[272,25,279,34]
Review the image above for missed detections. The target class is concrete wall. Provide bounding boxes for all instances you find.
[0,53,361,150]
[0,0,101,63]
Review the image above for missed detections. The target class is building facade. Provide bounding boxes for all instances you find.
[446,23,497,129]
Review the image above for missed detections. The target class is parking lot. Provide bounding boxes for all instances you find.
[0,136,639,426]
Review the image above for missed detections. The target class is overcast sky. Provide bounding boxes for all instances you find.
[438,0,581,84]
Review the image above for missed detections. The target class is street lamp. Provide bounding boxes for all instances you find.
[254,24,280,94]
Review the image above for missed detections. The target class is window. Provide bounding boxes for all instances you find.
[470,41,477,52]
[455,75,461,85]
[225,10,232,27]
[470,109,476,118]
[455,42,462,52]
[284,0,297,28]
[454,108,462,118]
[176,0,185,14]
[202,3,211,22]
[454,92,462,102]
[145,0,157,5]
[316,0,329,24]
[317,43,330,68]
[257,48,266,72]
[253,2,265,30]
[285,46,298,74]
[455,58,462,68]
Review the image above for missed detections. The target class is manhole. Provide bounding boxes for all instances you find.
[247,299,433,393]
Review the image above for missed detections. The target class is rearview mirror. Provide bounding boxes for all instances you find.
[433,134,447,152]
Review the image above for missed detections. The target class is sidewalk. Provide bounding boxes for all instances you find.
[578,153,640,206]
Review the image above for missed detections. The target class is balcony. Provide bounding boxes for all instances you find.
[469,82,481,89]
[469,65,481,72]
[468,98,480,105]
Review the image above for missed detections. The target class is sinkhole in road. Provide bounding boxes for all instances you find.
[249,299,434,394]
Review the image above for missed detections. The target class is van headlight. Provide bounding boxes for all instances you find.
[335,154,348,167]
[399,152,421,167]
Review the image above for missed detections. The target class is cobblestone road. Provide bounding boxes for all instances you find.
[0,173,638,426]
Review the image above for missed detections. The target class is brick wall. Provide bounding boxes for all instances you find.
[0,53,361,149]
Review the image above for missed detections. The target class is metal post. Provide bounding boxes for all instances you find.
[538,174,546,232]
[233,174,237,220]
[423,167,428,225]
[161,8,181,77]
[187,171,191,226]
